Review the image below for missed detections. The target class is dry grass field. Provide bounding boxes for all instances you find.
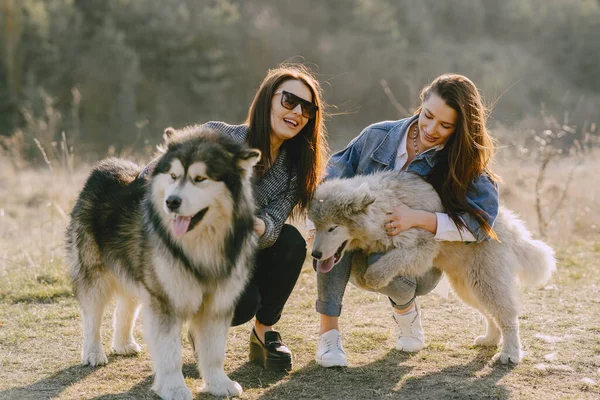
[1,148,599,399]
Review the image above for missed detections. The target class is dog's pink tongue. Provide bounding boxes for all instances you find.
[172,215,191,238]
[318,256,335,273]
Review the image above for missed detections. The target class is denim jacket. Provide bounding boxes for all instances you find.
[327,115,499,242]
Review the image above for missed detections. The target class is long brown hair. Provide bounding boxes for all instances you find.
[418,74,500,240]
[245,63,328,218]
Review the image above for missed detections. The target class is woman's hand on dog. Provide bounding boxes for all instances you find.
[384,205,438,236]
[384,204,419,236]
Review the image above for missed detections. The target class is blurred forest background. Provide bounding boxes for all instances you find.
[1,3,600,397]
[1,0,599,161]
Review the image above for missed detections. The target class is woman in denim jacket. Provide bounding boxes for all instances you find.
[315,74,500,367]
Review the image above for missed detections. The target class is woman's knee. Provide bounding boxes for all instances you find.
[279,225,306,251]
[414,267,443,296]
[379,275,417,307]
[276,224,307,266]
[231,284,260,326]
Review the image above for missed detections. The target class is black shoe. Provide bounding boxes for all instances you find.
[249,329,292,371]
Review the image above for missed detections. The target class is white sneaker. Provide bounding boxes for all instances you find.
[394,305,425,352]
[315,329,348,367]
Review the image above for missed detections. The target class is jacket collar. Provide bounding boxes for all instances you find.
[419,145,442,167]
[371,115,444,169]
[371,115,417,167]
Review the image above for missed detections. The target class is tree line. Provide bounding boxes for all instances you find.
[1,0,598,159]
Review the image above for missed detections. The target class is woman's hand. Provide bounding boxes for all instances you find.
[254,217,266,237]
[384,205,437,236]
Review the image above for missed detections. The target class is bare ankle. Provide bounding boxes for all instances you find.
[320,314,339,335]
[254,321,274,343]
[394,302,416,315]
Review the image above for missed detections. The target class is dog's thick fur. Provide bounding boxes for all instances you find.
[309,171,556,364]
[65,126,260,399]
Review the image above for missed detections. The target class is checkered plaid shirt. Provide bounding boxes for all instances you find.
[203,122,299,249]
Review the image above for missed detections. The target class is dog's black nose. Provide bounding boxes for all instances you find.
[311,250,322,260]
[166,195,182,211]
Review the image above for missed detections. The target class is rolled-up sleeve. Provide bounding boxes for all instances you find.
[434,212,477,242]
[256,173,299,249]
[458,174,499,242]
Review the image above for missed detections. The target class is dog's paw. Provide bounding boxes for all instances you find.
[82,351,108,367]
[154,386,193,400]
[201,377,243,397]
[363,267,393,289]
[492,351,522,364]
[153,374,193,400]
[112,341,141,355]
[474,335,500,347]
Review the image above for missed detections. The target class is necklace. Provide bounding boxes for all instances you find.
[411,123,420,155]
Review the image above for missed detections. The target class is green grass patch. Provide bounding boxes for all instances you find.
[0,260,72,304]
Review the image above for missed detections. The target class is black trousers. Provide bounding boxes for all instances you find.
[232,224,306,327]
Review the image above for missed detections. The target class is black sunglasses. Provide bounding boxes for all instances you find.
[274,90,319,119]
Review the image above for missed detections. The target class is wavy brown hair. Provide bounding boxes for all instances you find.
[245,63,328,218]
[418,74,500,240]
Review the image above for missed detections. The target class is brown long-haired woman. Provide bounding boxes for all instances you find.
[189,63,328,371]
[315,73,500,368]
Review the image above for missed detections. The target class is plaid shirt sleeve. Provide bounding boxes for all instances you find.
[255,170,299,249]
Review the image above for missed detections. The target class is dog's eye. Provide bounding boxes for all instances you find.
[170,173,177,180]
[328,226,338,232]
[194,176,206,183]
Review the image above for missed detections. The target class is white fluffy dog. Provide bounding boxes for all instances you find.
[309,171,556,364]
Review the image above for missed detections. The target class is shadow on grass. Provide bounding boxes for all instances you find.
[0,354,158,400]
[0,347,514,399]
[228,361,292,389]
[86,362,202,399]
[88,376,155,400]
[0,363,97,400]
[89,361,292,399]
[245,348,514,400]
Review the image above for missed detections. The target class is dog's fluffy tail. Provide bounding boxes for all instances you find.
[500,208,556,287]
[515,238,556,287]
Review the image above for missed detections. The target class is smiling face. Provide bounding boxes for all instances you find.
[416,93,458,149]
[269,79,313,145]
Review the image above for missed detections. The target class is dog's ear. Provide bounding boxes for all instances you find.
[156,127,178,153]
[163,127,177,143]
[237,148,261,175]
[348,182,375,214]
[357,182,376,208]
